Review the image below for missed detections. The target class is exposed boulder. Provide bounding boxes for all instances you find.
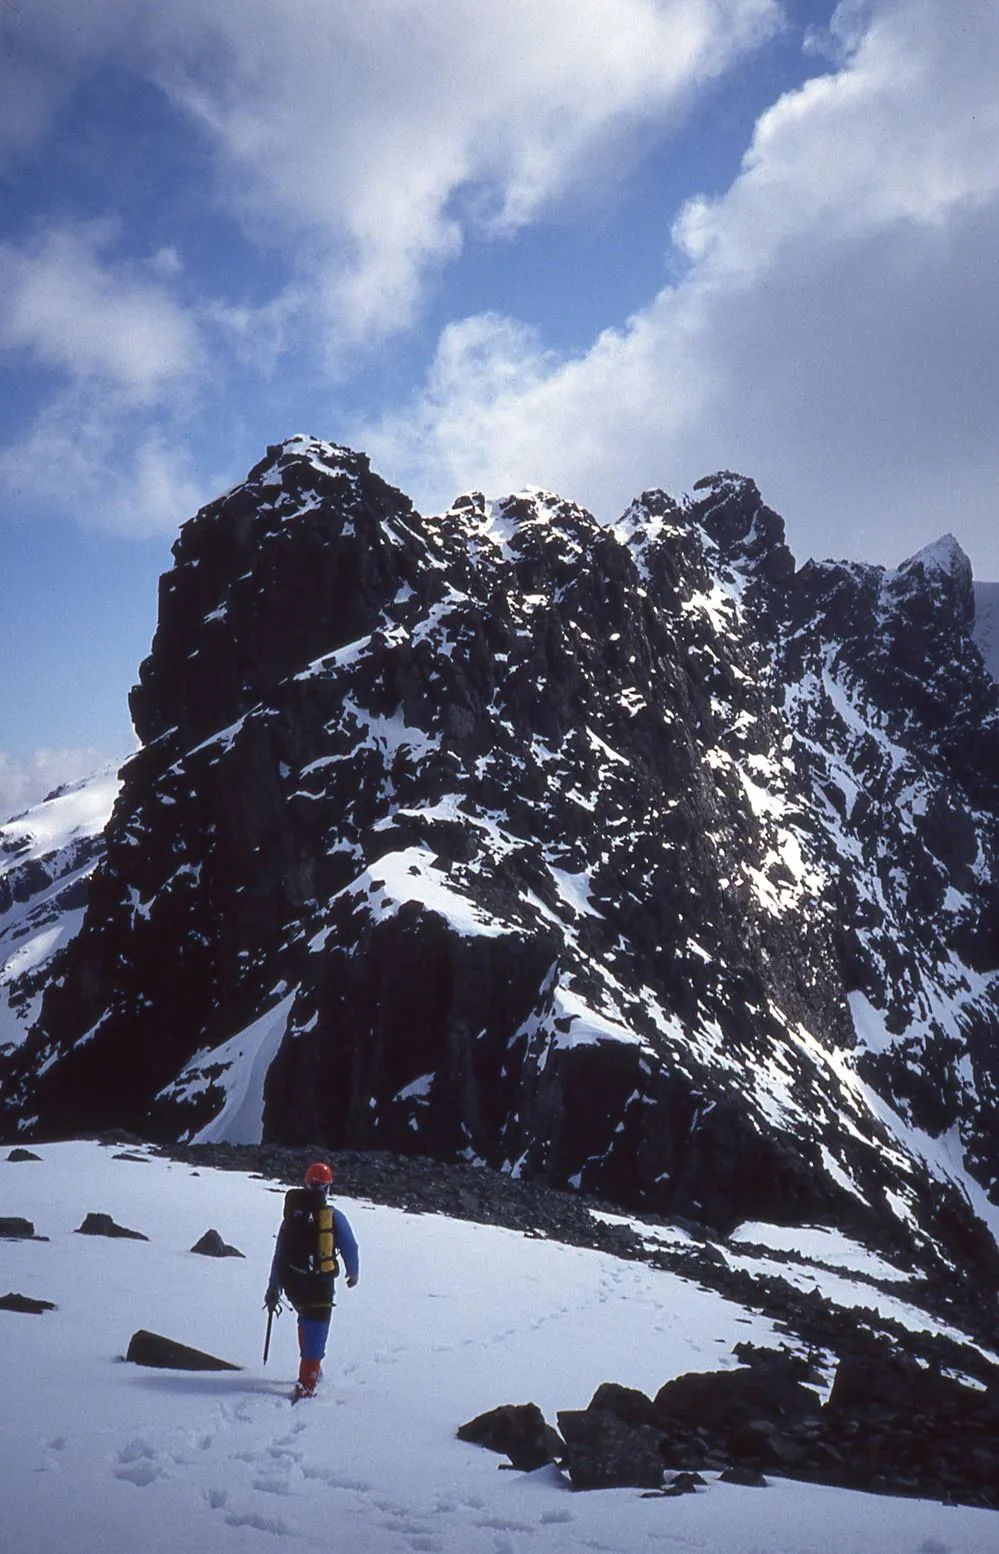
[465,1329,999,1509]
[557,1408,665,1491]
[75,1213,148,1241]
[0,1292,57,1314]
[653,1365,822,1434]
[0,1212,45,1236]
[826,1342,974,1417]
[7,1149,41,1162]
[0,1216,39,1239]
[587,1382,659,1430]
[641,1470,706,1497]
[190,1229,244,1258]
[815,1339,999,1506]
[719,1466,769,1487]
[456,1403,562,1471]
[125,1330,241,1371]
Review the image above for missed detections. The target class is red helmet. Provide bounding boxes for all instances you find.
[304,1161,333,1187]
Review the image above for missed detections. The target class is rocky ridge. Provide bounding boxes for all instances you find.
[0,437,997,1296]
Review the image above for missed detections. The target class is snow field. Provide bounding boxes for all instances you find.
[1,1142,997,1554]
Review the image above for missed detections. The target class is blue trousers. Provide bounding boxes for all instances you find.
[298,1316,330,1361]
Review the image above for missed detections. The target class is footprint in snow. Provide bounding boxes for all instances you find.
[252,1472,296,1496]
[266,1442,304,1462]
[114,1439,168,1488]
[474,1515,537,1534]
[302,1465,373,1493]
[223,1509,293,1536]
[377,1513,443,1552]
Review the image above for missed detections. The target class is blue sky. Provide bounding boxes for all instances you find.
[2,0,998,814]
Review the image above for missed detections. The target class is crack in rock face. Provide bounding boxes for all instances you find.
[1,437,997,1295]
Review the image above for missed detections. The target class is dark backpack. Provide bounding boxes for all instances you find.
[280,1187,339,1278]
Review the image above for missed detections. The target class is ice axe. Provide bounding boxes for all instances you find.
[263,1295,282,1364]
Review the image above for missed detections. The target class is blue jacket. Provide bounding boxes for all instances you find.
[269,1203,359,1289]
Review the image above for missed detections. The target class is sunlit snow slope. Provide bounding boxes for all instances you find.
[0,770,119,1060]
[2,1142,997,1554]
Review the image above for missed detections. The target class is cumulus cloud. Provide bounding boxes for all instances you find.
[0,1,787,536]
[4,0,996,574]
[1,1,782,349]
[362,0,999,575]
[156,0,781,341]
[0,217,247,534]
[0,222,201,402]
[0,384,214,535]
[0,747,113,822]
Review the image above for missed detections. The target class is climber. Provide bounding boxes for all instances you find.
[265,1161,359,1398]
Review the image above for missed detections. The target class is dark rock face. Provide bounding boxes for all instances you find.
[75,1213,148,1241]
[654,1365,822,1434]
[587,1382,659,1430]
[0,1292,56,1314]
[646,1362,825,1477]
[1,438,997,1288]
[190,1229,244,1258]
[125,1330,240,1371]
[719,1466,768,1487]
[456,1403,562,1471]
[0,1216,36,1238]
[557,1408,666,1490]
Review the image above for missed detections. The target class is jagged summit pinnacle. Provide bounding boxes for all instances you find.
[691,470,762,499]
[900,532,970,575]
[250,432,368,478]
[895,532,974,622]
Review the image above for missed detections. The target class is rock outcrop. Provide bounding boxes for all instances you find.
[75,1213,148,1241]
[1,437,997,1285]
[462,1341,999,1507]
[124,1330,240,1371]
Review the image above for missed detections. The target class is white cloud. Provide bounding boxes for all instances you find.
[0,1,786,538]
[155,0,781,341]
[362,0,999,576]
[1,1,782,349]
[148,246,183,279]
[0,385,214,536]
[0,222,201,402]
[0,219,234,536]
[5,0,997,577]
[0,747,112,822]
